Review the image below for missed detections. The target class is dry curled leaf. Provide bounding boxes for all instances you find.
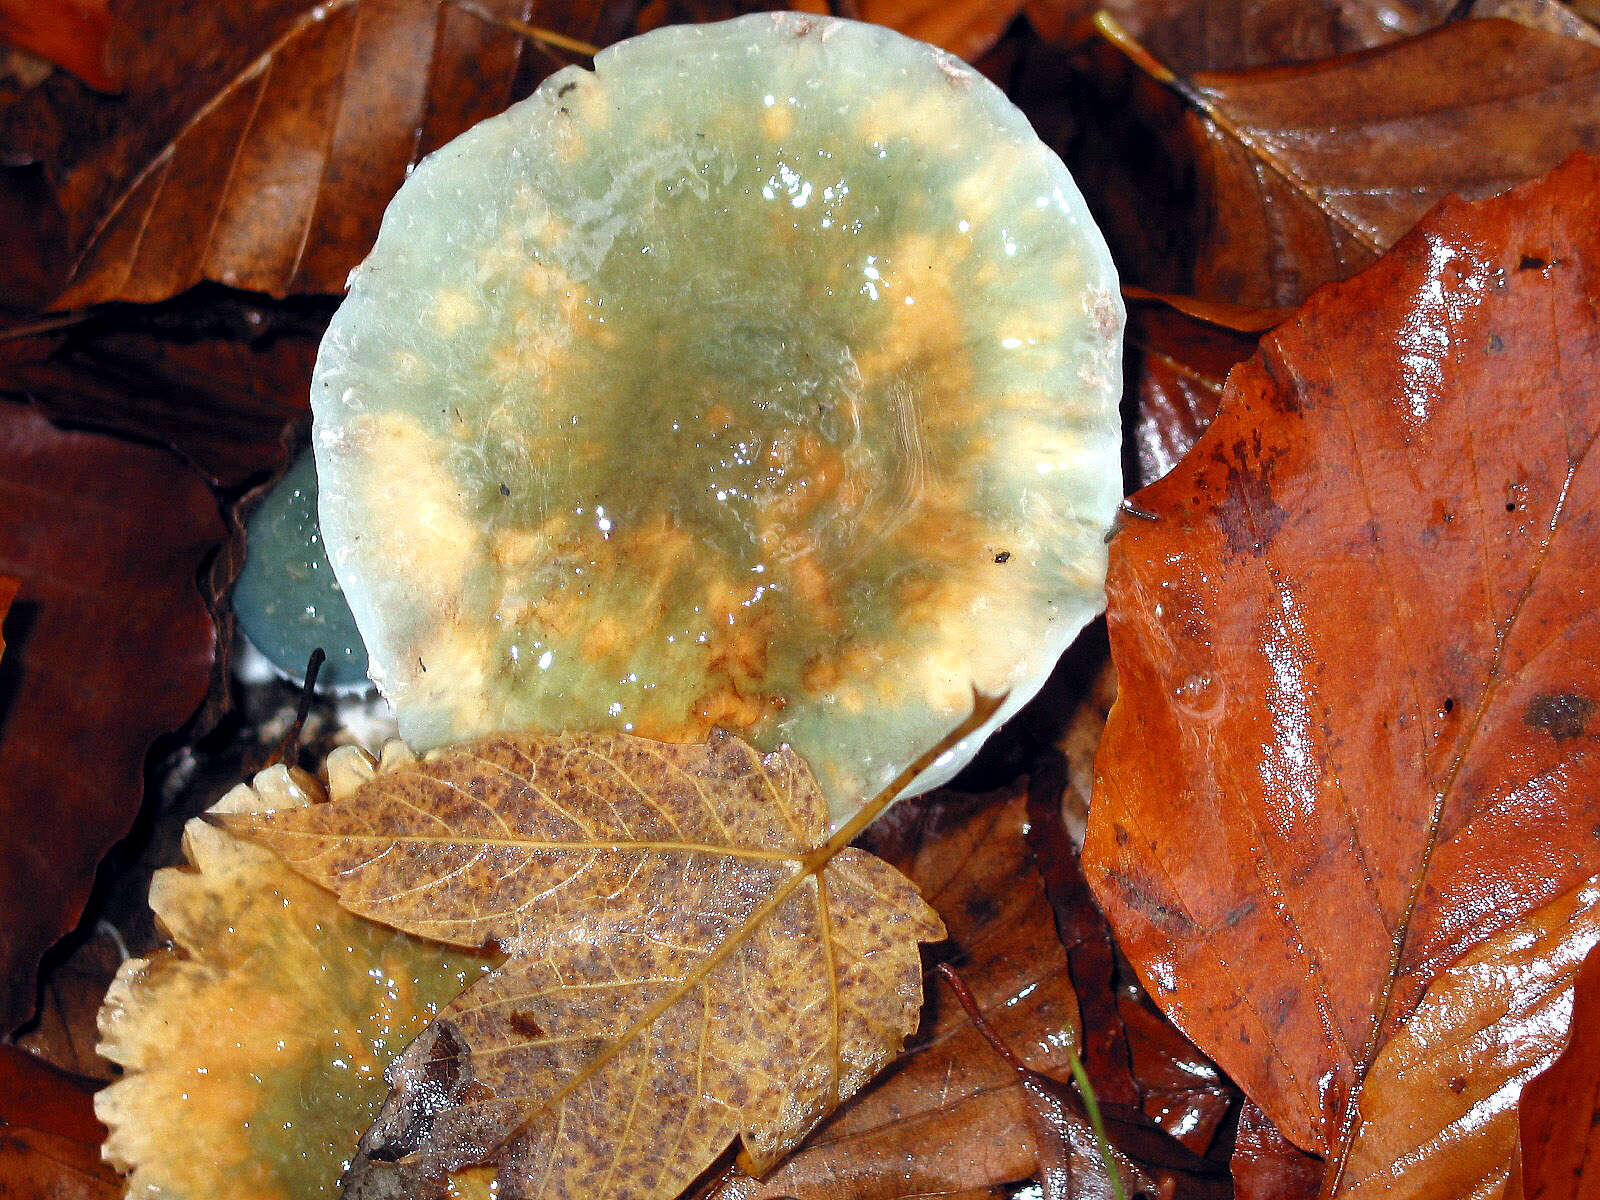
[0,402,223,1033]
[1084,154,1600,1192]
[1128,17,1600,306]
[96,759,494,1200]
[227,729,950,1200]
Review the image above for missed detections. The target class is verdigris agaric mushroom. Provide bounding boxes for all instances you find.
[312,12,1123,823]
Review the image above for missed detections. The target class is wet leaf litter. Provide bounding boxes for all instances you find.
[2,1,1600,1199]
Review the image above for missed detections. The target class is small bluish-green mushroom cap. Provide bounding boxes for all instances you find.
[234,447,370,691]
[312,12,1124,823]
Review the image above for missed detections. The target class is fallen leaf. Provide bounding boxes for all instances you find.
[708,785,1084,1200]
[16,921,124,1080]
[1028,752,1240,1161]
[830,0,1026,61]
[97,757,496,1200]
[0,575,17,661]
[1084,150,1600,1192]
[1518,930,1600,1198]
[1231,1101,1323,1200]
[0,291,323,487]
[0,1045,119,1200]
[0,0,119,92]
[1132,0,1452,71]
[937,962,1155,1200]
[1124,296,1262,486]
[1336,877,1600,1197]
[0,0,629,311]
[227,728,955,1200]
[1105,17,1600,306]
[0,401,224,1033]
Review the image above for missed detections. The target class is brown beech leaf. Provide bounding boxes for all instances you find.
[0,402,224,1033]
[226,728,954,1200]
[1135,0,1451,70]
[707,785,1084,1200]
[1124,296,1263,486]
[0,0,624,310]
[1084,153,1600,1187]
[1519,933,1600,1198]
[1121,17,1600,306]
[1337,877,1600,1197]
[0,293,324,487]
[1231,1101,1324,1200]
[0,1046,119,1200]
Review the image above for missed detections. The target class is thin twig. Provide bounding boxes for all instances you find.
[448,0,600,58]
[271,646,326,769]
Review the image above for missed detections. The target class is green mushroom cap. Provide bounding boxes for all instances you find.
[312,12,1124,823]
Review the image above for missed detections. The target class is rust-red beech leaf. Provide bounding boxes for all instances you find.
[1084,154,1600,1181]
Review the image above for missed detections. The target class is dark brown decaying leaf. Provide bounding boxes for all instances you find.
[0,402,224,1033]
[1124,296,1262,486]
[0,292,324,487]
[1146,17,1600,306]
[1519,930,1600,1198]
[1231,1101,1324,1200]
[16,921,123,1081]
[1131,0,1453,72]
[227,729,949,1200]
[1026,751,1241,1160]
[0,1045,119,1200]
[1085,152,1600,1186]
[0,0,629,311]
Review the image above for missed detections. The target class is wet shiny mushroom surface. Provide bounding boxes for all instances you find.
[313,13,1123,822]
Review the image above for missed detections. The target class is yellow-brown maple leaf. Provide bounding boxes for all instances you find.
[224,729,949,1200]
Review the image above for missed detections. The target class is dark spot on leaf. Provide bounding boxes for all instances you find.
[509,1010,543,1039]
[1519,254,1548,271]
[1525,693,1595,742]
[1115,872,1195,935]
[1443,698,1454,714]
[1114,823,1131,847]
[1448,1075,1468,1094]
[558,81,577,97]
[994,550,1010,564]
[1225,899,1257,927]
[500,483,511,497]
[1215,436,1287,557]
[1488,334,1505,352]
[964,893,1000,925]
[367,1021,474,1161]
